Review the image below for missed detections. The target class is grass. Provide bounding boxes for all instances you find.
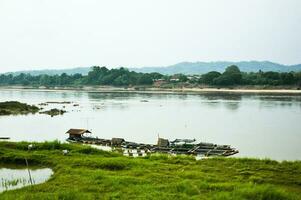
[0,101,40,116]
[1,178,31,190]
[0,141,300,200]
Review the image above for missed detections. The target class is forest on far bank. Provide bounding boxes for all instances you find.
[0,65,301,87]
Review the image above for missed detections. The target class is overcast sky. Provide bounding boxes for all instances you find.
[0,0,300,73]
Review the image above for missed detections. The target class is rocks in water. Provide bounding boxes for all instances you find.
[0,101,40,116]
[93,105,101,110]
[39,109,66,117]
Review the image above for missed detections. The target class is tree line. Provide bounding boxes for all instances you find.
[0,67,163,87]
[199,65,301,86]
[0,65,301,87]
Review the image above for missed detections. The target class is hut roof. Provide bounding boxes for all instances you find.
[66,129,91,135]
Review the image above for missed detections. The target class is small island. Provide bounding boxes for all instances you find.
[0,101,40,116]
[40,108,66,117]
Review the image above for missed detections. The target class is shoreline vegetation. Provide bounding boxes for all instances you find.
[0,101,40,116]
[0,66,301,92]
[39,109,66,117]
[0,101,66,117]
[0,141,300,199]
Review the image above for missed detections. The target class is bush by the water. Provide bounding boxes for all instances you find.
[39,108,66,117]
[0,101,39,115]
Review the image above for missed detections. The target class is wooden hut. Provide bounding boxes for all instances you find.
[66,129,91,139]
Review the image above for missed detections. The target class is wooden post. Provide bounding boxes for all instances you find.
[25,158,33,185]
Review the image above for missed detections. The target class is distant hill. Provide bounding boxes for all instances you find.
[3,61,301,76]
[5,67,92,76]
[130,61,301,75]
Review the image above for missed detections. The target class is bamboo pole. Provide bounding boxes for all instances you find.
[25,158,33,186]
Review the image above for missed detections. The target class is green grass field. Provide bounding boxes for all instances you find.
[0,141,300,200]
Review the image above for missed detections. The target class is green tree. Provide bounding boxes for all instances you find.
[223,65,242,84]
[201,71,221,84]
[137,74,153,85]
[213,75,234,85]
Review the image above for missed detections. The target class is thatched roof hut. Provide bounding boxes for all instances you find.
[66,129,91,138]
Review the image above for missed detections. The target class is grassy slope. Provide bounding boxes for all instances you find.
[0,141,300,200]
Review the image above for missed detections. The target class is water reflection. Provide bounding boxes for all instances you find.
[88,92,132,101]
[197,93,242,111]
[257,95,301,109]
[224,102,240,111]
[199,93,242,101]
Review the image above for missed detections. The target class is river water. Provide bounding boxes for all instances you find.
[0,89,300,161]
[0,165,53,192]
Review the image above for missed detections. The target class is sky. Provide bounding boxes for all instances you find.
[0,0,300,73]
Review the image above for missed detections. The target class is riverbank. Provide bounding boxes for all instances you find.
[0,141,300,199]
[1,85,301,94]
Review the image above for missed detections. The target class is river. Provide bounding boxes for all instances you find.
[0,89,300,161]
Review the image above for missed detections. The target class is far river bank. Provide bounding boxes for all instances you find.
[1,85,301,94]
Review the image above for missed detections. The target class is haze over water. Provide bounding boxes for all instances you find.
[0,89,300,161]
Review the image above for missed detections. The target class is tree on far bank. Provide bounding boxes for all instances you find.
[213,65,242,85]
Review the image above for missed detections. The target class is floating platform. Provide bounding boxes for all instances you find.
[65,129,238,157]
